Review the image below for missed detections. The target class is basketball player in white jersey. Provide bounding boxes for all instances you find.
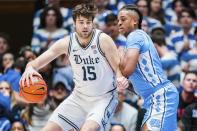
[20,3,128,131]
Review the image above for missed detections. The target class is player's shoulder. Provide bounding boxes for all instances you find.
[98,30,112,41]
[128,30,145,41]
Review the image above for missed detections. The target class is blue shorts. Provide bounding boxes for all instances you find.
[142,83,179,131]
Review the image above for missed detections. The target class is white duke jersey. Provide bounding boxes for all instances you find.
[68,29,116,96]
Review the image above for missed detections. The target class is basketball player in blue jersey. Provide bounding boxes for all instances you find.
[117,5,179,131]
[20,3,128,131]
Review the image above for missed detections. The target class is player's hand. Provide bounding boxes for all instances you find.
[20,66,42,87]
[116,77,129,89]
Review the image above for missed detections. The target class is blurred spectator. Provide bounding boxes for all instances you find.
[110,123,126,131]
[0,52,14,75]
[0,93,11,131]
[105,88,138,131]
[104,13,126,48]
[0,81,16,109]
[163,0,186,39]
[148,0,165,24]
[39,62,53,91]
[136,0,162,33]
[19,46,37,63]
[181,101,197,131]
[0,58,27,108]
[136,0,148,17]
[0,80,24,124]
[168,8,196,57]
[93,0,112,31]
[31,6,68,54]
[169,0,187,26]
[151,25,165,36]
[10,121,26,131]
[141,18,149,33]
[108,0,136,10]
[188,0,197,17]
[20,96,53,131]
[49,75,71,108]
[152,34,181,89]
[180,27,197,73]
[52,66,74,92]
[177,71,197,120]
[33,0,71,32]
[0,33,10,63]
[178,120,185,131]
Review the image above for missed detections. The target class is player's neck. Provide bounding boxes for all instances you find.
[77,31,93,47]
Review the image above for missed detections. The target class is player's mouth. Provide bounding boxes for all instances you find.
[119,27,124,32]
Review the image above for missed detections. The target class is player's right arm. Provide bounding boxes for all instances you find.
[20,36,70,87]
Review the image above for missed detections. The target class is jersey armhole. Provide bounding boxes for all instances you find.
[68,34,73,57]
[97,32,105,57]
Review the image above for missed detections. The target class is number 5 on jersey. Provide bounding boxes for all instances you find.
[82,66,96,81]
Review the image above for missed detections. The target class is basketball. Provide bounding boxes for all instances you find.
[19,75,47,103]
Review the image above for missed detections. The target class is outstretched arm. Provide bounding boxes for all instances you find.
[21,36,70,87]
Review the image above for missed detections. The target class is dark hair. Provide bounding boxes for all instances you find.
[195,27,197,35]
[183,71,197,80]
[72,3,98,22]
[119,4,143,29]
[10,121,27,131]
[110,123,126,131]
[172,0,188,10]
[105,13,117,23]
[148,0,165,24]
[180,8,196,19]
[151,34,166,46]
[0,32,10,46]
[40,6,63,28]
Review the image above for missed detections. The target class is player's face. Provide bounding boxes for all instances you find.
[74,15,94,39]
[118,10,137,37]
[182,73,197,93]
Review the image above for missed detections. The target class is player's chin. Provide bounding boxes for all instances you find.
[119,29,125,35]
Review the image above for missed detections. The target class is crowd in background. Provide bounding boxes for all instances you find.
[0,0,197,130]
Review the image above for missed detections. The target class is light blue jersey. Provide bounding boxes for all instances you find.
[126,30,179,131]
[126,29,170,98]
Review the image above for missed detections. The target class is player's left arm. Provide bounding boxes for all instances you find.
[120,48,139,77]
[99,33,128,88]
[99,33,122,78]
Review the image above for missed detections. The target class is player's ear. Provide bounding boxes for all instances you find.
[133,18,138,27]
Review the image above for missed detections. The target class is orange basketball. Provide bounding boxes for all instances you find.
[19,75,47,103]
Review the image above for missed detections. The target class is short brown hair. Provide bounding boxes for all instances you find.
[72,3,98,22]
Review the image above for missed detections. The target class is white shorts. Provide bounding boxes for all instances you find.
[49,89,118,131]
